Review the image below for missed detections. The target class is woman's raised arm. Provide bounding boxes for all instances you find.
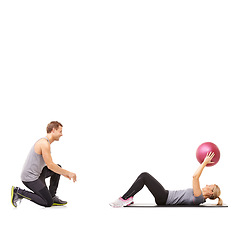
[192,152,215,197]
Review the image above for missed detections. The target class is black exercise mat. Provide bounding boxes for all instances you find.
[126,203,228,207]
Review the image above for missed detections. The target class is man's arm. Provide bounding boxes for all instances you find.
[41,141,76,182]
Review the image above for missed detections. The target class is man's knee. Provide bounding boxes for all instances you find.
[39,187,54,207]
[45,199,54,207]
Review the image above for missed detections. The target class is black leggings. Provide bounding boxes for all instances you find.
[122,172,169,205]
[18,165,61,207]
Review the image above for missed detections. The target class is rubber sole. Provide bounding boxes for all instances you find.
[11,186,17,208]
[52,202,67,206]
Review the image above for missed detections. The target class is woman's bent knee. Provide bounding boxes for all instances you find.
[139,172,150,178]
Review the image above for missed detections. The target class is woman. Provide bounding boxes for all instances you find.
[110,152,223,207]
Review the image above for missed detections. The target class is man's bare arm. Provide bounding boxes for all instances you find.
[41,141,76,182]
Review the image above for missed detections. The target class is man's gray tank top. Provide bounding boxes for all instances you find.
[21,137,50,182]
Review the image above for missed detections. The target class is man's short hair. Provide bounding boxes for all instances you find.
[46,121,63,133]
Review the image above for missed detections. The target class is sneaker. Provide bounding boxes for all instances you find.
[52,196,67,206]
[109,197,134,208]
[11,186,23,207]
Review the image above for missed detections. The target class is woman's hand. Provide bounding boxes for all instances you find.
[203,152,215,165]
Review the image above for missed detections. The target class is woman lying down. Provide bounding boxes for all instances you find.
[110,152,222,207]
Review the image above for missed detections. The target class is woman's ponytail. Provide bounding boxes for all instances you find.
[210,185,222,205]
[217,197,223,206]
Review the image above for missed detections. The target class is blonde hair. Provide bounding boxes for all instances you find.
[209,185,223,205]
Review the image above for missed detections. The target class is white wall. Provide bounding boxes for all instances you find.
[1,1,239,239]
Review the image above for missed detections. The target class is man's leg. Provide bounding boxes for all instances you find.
[17,179,54,207]
[40,165,67,205]
[40,165,61,197]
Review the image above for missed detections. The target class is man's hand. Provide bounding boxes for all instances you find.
[64,172,77,182]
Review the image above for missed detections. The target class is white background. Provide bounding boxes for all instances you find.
[0,1,239,239]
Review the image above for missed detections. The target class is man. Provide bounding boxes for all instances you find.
[11,121,77,207]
